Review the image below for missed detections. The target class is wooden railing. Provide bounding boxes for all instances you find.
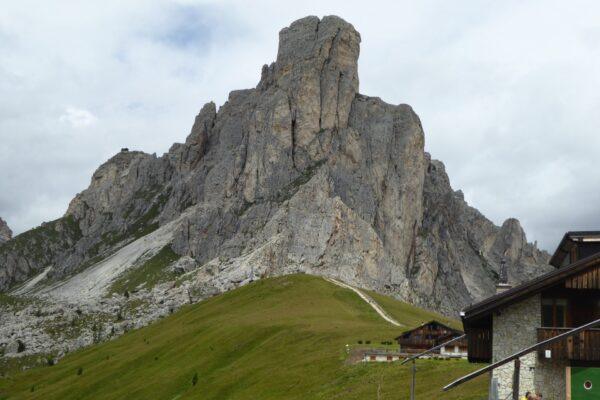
[537,327,600,361]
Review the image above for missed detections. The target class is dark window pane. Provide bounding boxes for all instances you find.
[542,304,554,327]
[555,305,566,327]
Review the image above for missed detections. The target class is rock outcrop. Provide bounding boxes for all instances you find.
[0,217,11,243]
[0,15,551,322]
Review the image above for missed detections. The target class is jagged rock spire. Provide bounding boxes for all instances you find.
[258,16,361,168]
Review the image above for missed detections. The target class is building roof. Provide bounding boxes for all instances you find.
[462,251,600,323]
[549,231,600,267]
[394,320,463,340]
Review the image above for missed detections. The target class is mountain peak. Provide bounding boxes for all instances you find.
[258,15,360,156]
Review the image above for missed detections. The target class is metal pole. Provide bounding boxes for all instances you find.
[410,359,416,400]
[512,358,520,400]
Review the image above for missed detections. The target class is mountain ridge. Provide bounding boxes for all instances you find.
[0,15,550,358]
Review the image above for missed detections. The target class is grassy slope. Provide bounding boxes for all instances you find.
[0,275,487,400]
[108,245,180,295]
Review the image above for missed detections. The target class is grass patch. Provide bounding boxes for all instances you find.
[108,245,180,295]
[0,275,486,400]
[0,294,34,311]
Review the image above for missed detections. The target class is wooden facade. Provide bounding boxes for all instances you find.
[461,232,600,364]
[396,321,465,354]
[565,264,600,289]
[466,326,492,362]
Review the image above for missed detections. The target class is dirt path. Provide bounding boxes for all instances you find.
[324,277,403,327]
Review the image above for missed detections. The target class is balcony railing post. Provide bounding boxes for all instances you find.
[512,358,520,400]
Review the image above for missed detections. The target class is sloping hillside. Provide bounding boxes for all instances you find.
[0,275,486,399]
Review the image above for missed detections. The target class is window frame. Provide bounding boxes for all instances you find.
[541,297,568,328]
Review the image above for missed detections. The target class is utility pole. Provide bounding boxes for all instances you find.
[401,334,466,400]
[410,359,416,400]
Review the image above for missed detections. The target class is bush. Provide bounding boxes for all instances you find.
[192,372,198,386]
[77,367,83,376]
[46,356,55,366]
[365,341,371,345]
[357,340,363,344]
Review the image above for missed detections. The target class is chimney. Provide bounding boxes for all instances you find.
[496,258,511,294]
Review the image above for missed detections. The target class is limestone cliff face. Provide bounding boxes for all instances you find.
[0,16,550,314]
[0,218,11,244]
[408,159,551,313]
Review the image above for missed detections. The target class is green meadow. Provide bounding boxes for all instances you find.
[0,274,487,399]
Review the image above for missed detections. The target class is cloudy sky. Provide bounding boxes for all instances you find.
[1,0,599,251]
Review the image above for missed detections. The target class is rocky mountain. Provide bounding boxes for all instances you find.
[0,16,551,359]
[0,217,11,243]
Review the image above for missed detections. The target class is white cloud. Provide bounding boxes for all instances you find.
[1,0,600,252]
[59,107,97,128]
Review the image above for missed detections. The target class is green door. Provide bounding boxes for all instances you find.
[572,367,600,399]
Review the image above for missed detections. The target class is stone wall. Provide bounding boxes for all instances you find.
[492,294,541,399]
[535,359,568,400]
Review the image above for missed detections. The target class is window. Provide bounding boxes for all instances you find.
[555,299,567,326]
[542,298,568,327]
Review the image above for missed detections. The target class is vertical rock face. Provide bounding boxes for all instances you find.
[259,15,360,169]
[408,159,551,314]
[0,218,11,243]
[0,15,551,315]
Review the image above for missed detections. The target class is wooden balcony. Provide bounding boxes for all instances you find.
[537,327,600,361]
[398,338,438,351]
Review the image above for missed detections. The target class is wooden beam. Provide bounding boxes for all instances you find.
[566,366,571,400]
[512,358,520,400]
[443,317,600,391]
